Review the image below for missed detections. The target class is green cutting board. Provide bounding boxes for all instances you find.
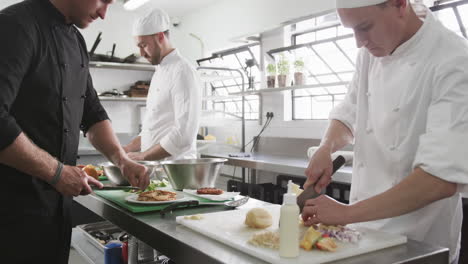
[98,175,108,181]
[94,189,226,213]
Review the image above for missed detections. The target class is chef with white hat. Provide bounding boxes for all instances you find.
[124,9,201,161]
[303,0,468,263]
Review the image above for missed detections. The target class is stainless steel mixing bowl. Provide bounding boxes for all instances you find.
[159,158,228,191]
[100,161,161,186]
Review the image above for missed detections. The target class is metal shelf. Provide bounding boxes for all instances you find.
[203,83,349,98]
[89,61,154,72]
[202,95,242,101]
[199,72,238,82]
[229,82,349,96]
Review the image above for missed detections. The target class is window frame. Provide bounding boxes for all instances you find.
[276,0,468,120]
[197,43,261,120]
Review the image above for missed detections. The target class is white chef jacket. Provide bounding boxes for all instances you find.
[140,49,201,160]
[330,11,468,261]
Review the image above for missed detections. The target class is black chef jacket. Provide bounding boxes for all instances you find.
[0,0,109,261]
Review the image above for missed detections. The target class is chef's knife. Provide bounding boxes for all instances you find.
[297,155,346,212]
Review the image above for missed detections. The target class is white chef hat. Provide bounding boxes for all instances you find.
[132,8,170,36]
[336,0,388,8]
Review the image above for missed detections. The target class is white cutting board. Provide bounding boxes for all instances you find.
[176,205,407,264]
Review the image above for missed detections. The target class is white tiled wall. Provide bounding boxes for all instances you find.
[90,68,153,134]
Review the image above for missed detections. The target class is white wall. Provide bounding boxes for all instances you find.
[79,1,139,59]
[185,1,336,149]
[0,0,336,140]
[171,0,335,63]
[90,68,153,134]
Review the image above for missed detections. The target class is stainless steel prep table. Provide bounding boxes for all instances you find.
[74,194,449,264]
[201,152,352,184]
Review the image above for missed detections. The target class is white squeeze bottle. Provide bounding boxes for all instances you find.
[279,180,300,258]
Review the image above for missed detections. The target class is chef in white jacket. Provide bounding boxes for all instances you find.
[303,0,468,262]
[124,9,201,161]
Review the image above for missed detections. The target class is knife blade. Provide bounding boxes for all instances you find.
[297,155,346,212]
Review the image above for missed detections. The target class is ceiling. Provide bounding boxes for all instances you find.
[123,0,221,17]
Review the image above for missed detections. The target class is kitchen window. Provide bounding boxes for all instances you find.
[197,44,260,120]
[282,13,356,120]
[286,0,468,120]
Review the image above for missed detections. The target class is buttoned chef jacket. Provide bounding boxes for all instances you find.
[330,11,468,261]
[0,0,108,221]
[140,50,201,160]
[0,0,109,262]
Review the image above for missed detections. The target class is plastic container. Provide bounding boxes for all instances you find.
[104,241,123,264]
[279,180,300,258]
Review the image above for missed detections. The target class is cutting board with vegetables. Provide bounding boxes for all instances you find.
[94,189,227,213]
[176,205,407,264]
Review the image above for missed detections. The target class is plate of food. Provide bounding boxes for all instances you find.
[125,190,186,205]
[183,188,240,201]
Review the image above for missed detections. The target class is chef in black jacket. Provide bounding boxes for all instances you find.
[0,0,150,263]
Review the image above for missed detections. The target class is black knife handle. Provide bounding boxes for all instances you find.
[160,200,199,216]
[332,155,346,174]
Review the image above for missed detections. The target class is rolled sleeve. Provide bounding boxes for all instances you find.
[80,73,109,135]
[0,15,34,150]
[160,65,201,157]
[414,131,468,184]
[413,57,468,187]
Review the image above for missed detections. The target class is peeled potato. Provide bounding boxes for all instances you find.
[245,208,273,229]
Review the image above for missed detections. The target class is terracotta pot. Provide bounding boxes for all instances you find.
[294,72,304,86]
[278,75,287,87]
[267,76,276,88]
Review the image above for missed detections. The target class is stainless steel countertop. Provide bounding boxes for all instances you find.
[201,152,353,184]
[74,194,449,264]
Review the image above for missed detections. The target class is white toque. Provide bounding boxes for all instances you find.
[132,8,170,36]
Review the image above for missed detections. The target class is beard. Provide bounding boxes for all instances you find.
[150,46,163,65]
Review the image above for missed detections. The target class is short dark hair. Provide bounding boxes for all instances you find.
[163,30,170,39]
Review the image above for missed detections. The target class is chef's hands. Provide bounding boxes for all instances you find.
[119,158,149,190]
[54,165,104,196]
[127,152,146,161]
[302,195,351,226]
[304,147,333,193]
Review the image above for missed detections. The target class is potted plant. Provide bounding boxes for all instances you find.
[266,63,276,88]
[277,55,290,87]
[294,58,305,86]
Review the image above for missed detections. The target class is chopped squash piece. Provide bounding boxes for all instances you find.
[316,237,337,252]
[300,226,322,251]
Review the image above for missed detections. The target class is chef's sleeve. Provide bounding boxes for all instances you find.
[80,72,110,135]
[413,56,468,189]
[0,15,34,150]
[328,50,364,134]
[159,65,201,157]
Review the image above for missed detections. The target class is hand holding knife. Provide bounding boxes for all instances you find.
[297,155,346,212]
